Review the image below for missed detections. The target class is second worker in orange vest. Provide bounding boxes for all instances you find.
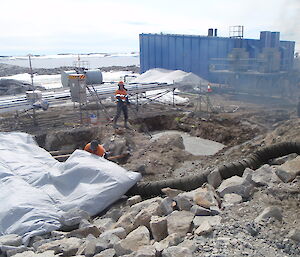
[84,140,106,157]
[113,81,130,128]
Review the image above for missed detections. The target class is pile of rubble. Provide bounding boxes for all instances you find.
[0,79,43,95]
[0,155,299,257]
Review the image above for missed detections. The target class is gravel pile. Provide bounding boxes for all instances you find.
[0,156,299,257]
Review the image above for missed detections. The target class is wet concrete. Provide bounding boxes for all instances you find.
[151,130,225,156]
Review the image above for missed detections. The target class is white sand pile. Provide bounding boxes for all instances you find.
[133,68,208,85]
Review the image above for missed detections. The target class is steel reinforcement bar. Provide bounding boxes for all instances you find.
[126,141,300,197]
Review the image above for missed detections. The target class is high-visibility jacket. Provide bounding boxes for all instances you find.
[207,84,212,92]
[115,89,128,103]
[84,143,105,157]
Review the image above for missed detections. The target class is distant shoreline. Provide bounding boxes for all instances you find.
[0,63,140,77]
[0,54,139,70]
[0,52,139,60]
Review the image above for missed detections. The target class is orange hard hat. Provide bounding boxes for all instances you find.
[118,81,124,85]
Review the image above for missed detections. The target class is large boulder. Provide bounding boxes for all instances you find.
[217,175,254,199]
[94,248,116,257]
[36,237,82,256]
[190,205,211,216]
[103,207,125,222]
[207,169,222,189]
[222,193,243,207]
[103,135,130,157]
[127,195,142,206]
[161,188,183,198]
[100,227,127,240]
[246,165,281,186]
[84,235,109,257]
[115,198,163,235]
[12,251,55,257]
[275,156,300,182]
[114,226,150,256]
[180,184,220,208]
[167,211,194,237]
[194,220,213,235]
[0,234,23,247]
[130,197,163,216]
[93,217,115,233]
[5,246,32,257]
[153,233,184,253]
[174,195,193,211]
[161,246,193,257]
[159,197,175,216]
[153,134,185,150]
[66,225,101,238]
[150,216,168,242]
[177,240,197,253]
[254,206,283,223]
[133,202,161,229]
[114,212,136,234]
[193,215,222,229]
[135,245,157,257]
[98,233,121,249]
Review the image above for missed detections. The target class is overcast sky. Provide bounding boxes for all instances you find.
[1,0,299,55]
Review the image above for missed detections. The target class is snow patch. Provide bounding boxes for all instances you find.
[133,68,208,85]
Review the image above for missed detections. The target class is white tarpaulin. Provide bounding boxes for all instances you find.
[0,132,141,243]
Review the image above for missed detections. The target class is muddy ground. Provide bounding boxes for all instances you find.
[1,83,300,256]
[0,89,299,182]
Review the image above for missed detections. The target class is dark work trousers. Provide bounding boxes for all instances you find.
[113,101,128,123]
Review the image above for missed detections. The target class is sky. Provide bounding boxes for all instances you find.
[1,0,299,56]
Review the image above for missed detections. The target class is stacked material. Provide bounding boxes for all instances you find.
[0,132,141,243]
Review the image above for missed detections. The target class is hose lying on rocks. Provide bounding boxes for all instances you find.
[126,141,300,197]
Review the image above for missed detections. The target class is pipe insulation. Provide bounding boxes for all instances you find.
[126,141,300,197]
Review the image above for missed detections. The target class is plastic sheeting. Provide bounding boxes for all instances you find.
[0,132,141,243]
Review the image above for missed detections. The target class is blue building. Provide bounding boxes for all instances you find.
[139,30,295,93]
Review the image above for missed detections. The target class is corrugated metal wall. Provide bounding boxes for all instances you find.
[140,34,234,79]
[139,33,295,81]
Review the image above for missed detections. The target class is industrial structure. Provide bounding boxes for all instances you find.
[139,27,296,94]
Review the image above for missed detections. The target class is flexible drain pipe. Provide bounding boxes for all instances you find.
[126,141,300,197]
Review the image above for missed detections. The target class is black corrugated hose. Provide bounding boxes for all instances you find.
[126,141,300,197]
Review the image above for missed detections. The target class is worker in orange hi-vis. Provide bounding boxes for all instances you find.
[113,81,130,129]
[84,140,107,158]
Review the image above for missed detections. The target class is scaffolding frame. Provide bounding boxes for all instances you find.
[229,25,244,39]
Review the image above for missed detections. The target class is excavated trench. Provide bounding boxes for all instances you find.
[33,111,261,166]
[131,112,260,147]
[35,113,180,152]
[35,127,101,152]
[131,113,179,133]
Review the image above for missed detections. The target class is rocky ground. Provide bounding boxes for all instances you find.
[0,63,139,77]
[0,64,299,256]
[0,160,299,257]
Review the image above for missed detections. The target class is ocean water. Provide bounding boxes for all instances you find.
[0,53,140,69]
